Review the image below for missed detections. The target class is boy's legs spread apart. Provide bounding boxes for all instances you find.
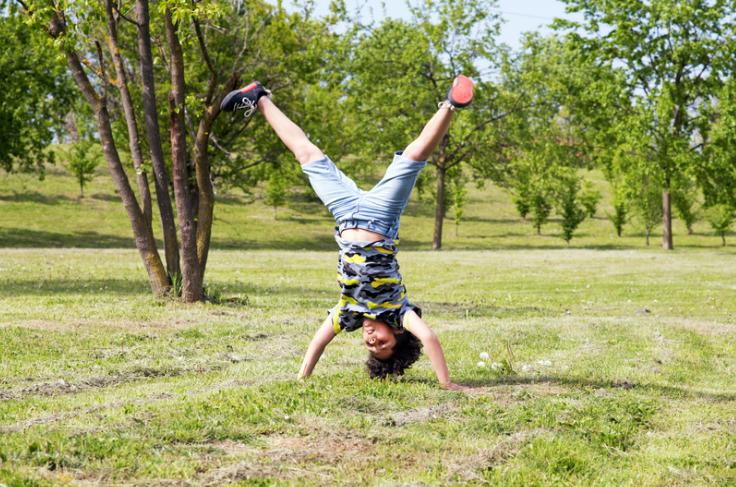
[362,107,455,221]
[257,97,363,221]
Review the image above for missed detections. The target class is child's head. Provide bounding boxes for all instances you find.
[362,318,423,379]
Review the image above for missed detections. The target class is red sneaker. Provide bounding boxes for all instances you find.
[445,75,474,108]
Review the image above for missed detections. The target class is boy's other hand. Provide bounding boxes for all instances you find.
[443,382,471,392]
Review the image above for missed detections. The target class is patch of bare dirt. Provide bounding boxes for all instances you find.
[387,403,458,426]
[444,428,552,482]
[200,424,378,485]
[677,320,736,337]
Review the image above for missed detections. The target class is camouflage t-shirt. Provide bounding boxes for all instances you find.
[329,229,421,334]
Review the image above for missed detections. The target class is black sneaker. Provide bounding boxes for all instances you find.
[445,75,474,108]
[220,81,272,116]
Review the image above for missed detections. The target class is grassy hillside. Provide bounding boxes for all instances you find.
[0,155,729,251]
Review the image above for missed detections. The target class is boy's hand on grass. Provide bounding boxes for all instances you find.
[443,382,471,392]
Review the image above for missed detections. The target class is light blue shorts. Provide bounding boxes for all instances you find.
[301,152,427,239]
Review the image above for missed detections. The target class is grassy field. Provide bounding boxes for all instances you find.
[1,161,736,485]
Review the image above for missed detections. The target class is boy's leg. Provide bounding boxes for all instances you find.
[360,106,455,220]
[400,107,455,162]
[256,96,362,219]
[401,74,474,161]
[257,97,325,166]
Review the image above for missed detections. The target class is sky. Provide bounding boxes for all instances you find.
[284,0,584,51]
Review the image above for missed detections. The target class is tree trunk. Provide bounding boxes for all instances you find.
[432,140,449,250]
[64,49,169,296]
[663,180,674,250]
[433,163,446,250]
[104,0,153,235]
[136,0,181,279]
[191,39,239,279]
[646,229,650,246]
[167,8,202,302]
[722,234,726,246]
[169,95,201,302]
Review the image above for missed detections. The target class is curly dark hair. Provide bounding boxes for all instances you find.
[365,332,423,379]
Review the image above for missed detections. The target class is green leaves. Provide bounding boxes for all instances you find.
[0,8,74,176]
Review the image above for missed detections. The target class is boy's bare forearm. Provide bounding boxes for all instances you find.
[298,315,336,379]
[405,311,470,390]
[421,333,452,385]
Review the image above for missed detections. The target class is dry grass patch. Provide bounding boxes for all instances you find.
[677,319,736,336]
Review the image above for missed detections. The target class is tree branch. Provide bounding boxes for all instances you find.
[112,1,141,26]
[193,17,218,105]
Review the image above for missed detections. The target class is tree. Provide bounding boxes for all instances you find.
[606,185,629,238]
[556,171,586,247]
[700,78,736,210]
[500,34,594,238]
[15,0,328,301]
[556,0,736,250]
[451,179,468,237]
[334,0,524,250]
[0,6,73,177]
[265,170,290,220]
[671,178,699,235]
[66,139,100,197]
[580,180,601,218]
[635,180,664,247]
[529,178,553,236]
[705,204,734,246]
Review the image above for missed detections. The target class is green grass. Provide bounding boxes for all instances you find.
[1,160,736,485]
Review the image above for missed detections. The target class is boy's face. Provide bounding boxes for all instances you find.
[363,318,402,360]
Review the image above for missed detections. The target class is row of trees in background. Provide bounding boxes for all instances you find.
[2,0,736,300]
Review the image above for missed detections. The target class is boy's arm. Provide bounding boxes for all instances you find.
[298,314,337,379]
[405,311,470,391]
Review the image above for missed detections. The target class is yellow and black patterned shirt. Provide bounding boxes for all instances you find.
[330,229,421,333]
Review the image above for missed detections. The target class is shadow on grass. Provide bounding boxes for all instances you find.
[3,278,151,296]
[90,193,121,202]
[0,227,136,248]
[0,192,77,205]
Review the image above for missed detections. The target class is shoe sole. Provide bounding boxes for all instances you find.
[450,75,473,107]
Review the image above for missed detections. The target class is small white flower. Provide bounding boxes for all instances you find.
[491,362,503,370]
[586,285,590,288]
[537,360,552,366]
[653,299,658,303]
[628,300,632,303]
[522,365,531,372]
[477,361,486,368]
[479,352,489,360]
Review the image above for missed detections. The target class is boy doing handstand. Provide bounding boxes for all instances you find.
[221,76,474,391]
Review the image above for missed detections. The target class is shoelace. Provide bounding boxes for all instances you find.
[235,89,273,118]
[236,98,257,118]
